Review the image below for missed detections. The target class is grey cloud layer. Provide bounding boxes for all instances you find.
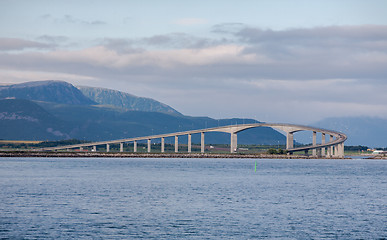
[97,25,387,80]
[2,25,385,80]
[0,25,386,122]
[102,33,226,50]
[41,14,107,26]
[0,38,53,51]
[235,25,387,80]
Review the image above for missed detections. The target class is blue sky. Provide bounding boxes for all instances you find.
[1,0,387,123]
[2,0,386,39]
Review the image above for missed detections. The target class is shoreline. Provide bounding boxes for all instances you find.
[0,151,358,159]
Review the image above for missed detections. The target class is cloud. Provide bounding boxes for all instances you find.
[41,14,107,26]
[235,25,387,43]
[0,38,53,51]
[102,33,226,50]
[0,43,259,71]
[174,18,208,26]
[2,25,386,82]
[93,25,387,81]
[141,33,216,49]
[0,69,97,84]
[1,25,387,122]
[37,35,69,44]
[62,15,107,25]
[212,23,247,34]
[230,25,387,80]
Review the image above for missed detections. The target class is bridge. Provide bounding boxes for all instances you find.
[40,123,347,157]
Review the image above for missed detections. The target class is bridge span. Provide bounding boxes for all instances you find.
[40,123,347,157]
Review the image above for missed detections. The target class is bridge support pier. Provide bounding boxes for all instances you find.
[334,143,344,157]
[336,145,340,157]
[134,141,137,153]
[312,131,317,157]
[161,137,165,153]
[327,147,331,157]
[230,132,237,153]
[341,143,345,157]
[329,135,334,157]
[106,144,110,152]
[175,136,179,153]
[286,132,294,149]
[321,133,326,157]
[335,144,340,157]
[201,132,205,153]
[188,134,192,153]
[317,148,322,157]
[148,139,151,153]
[337,143,345,157]
[120,143,123,152]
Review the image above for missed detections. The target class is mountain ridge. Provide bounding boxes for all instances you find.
[0,80,96,105]
[77,85,180,115]
[0,98,286,144]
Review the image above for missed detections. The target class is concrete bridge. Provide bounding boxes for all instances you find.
[40,123,347,157]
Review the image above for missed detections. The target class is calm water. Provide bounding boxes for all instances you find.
[0,158,386,239]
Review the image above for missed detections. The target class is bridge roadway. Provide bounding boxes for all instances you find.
[40,123,347,157]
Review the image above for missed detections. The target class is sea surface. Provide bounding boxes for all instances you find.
[0,157,386,239]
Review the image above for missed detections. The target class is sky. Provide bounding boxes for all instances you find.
[1,0,387,124]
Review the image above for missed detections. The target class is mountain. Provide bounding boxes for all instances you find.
[36,101,285,144]
[0,98,285,144]
[0,80,180,114]
[77,86,180,115]
[0,99,70,140]
[0,80,96,105]
[310,117,387,148]
[0,80,286,144]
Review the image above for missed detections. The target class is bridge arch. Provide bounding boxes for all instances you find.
[203,123,346,157]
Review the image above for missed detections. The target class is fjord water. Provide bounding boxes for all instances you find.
[0,158,386,239]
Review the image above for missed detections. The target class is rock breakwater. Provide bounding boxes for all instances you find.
[0,151,347,159]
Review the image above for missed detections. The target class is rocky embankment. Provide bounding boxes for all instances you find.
[0,151,349,159]
[367,155,387,160]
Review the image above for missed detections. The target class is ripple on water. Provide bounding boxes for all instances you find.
[0,158,386,239]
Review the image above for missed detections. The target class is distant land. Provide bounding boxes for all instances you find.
[312,117,387,148]
[1,80,386,148]
[0,80,285,144]
[290,117,387,148]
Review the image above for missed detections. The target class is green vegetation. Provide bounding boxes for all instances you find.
[37,139,91,147]
[267,148,287,154]
[0,139,90,150]
[344,145,368,151]
[344,145,372,155]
